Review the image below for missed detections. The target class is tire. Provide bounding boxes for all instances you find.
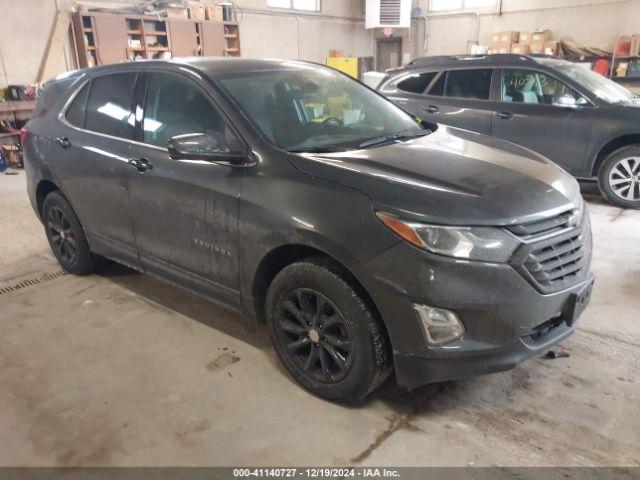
[265,259,391,402]
[598,145,640,209]
[42,191,96,275]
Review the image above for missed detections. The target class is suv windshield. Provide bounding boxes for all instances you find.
[552,63,636,104]
[217,65,426,151]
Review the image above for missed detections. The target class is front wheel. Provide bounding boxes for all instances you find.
[598,146,640,208]
[265,260,391,402]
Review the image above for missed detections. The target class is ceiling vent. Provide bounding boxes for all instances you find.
[366,0,411,29]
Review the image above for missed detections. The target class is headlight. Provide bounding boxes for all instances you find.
[376,212,519,262]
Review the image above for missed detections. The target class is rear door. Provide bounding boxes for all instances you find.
[415,68,495,136]
[491,68,596,175]
[54,71,140,267]
[125,69,244,308]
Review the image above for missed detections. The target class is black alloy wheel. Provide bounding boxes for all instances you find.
[46,206,78,264]
[275,288,354,383]
[42,191,96,275]
[265,260,391,402]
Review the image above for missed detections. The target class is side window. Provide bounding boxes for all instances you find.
[84,73,137,139]
[445,69,492,100]
[427,72,446,96]
[143,72,231,148]
[396,72,437,94]
[501,69,589,105]
[65,82,90,128]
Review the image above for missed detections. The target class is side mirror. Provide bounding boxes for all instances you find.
[552,94,578,109]
[167,133,253,167]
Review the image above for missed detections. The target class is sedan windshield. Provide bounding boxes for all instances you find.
[217,65,427,151]
[552,63,636,104]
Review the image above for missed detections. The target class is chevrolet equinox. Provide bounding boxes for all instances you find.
[24,58,595,401]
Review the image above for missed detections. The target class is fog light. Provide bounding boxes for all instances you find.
[413,304,465,346]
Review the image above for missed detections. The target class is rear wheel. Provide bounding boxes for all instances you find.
[598,146,640,208]
[266,259,391,402]
[42,191,96,275]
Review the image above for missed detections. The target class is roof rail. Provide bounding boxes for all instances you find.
[406,53,543,68]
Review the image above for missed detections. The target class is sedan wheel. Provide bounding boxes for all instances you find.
[608,156,640,202]
[599,146,640,209]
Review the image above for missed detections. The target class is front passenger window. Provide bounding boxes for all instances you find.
[143,73,234,149]
[501,69,588,106]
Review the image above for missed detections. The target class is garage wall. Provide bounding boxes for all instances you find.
[235,0,372,62]
[0,0,372,85]
[0,0,72,85]
[412,0,640,57]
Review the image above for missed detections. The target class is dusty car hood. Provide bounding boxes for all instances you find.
[288,126,582,226]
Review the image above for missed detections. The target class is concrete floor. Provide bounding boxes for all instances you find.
[0,170,638,467]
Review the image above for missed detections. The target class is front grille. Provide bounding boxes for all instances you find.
[507,208,580,238]
[510,209,592,293]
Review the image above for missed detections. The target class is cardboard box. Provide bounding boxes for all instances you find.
[206,5,224,22]
[499,31,519,43]
[511,43,531,55]
[531,29,552,43]
[530,41,545,54]
[188,2,206,20]
[544,40,559,56]
[490,32,501,43]
[518,31,533,44]
[489,41,512,54]
[165,7,188,19]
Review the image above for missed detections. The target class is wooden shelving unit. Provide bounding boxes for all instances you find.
[143,19,170,59]
[71,12,241,68]
[80,15,98,67]
[605,54,640,82]
[223,23,241,57]
[126,18,144,60]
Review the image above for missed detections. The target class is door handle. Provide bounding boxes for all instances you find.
[423,105,439,114]
[55,137,71,149]
[128,157,153,172]
[497,111,514,120]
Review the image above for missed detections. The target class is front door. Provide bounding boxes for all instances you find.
[125,70,244,308]
[53,72,140,268]
[491,68,597,176]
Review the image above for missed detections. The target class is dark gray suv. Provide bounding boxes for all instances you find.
[24,58,594,402]
[379,54,640,208]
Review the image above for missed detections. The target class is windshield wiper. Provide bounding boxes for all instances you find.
[286,146,346,153]
[357,130,430,149]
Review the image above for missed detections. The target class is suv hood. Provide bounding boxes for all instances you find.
[288,126,581,226]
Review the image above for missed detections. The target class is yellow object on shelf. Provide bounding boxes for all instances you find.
[326,57,358,79]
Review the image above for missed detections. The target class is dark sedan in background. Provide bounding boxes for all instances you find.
[378,54,640,208]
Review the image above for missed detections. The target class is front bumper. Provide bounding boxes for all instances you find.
[393,310,580,388]
[356,238,594,390]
